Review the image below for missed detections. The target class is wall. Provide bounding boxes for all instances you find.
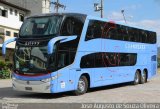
[5,0,50,16]
[0,2,26,48]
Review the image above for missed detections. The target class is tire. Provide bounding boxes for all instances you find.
[74,76,88,95]
[140,70,147,84]
[133,70,140,85]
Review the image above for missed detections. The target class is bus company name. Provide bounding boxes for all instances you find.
[125,44,146,50]
[25,41,40,46]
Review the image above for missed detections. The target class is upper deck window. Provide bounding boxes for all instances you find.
[19,16,62,37]
[86,20,156,44]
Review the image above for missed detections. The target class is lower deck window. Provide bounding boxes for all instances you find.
[80,52,137,68]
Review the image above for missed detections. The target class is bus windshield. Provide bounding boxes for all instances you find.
[15,45,49,73]
[20,16,62,37]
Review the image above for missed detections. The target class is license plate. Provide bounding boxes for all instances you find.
[25,87,32,91]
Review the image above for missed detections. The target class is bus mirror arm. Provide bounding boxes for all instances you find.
[2,37,17,57]
[47,35,77,54]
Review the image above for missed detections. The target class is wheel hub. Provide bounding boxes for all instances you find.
[78,80,85,92]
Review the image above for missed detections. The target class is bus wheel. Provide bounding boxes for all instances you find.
[74,76,88,95]
[133,71,140,85]
[140,70,147,84]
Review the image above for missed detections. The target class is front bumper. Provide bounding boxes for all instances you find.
[12,79,52,93]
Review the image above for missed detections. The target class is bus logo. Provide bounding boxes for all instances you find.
[25,41,40,46]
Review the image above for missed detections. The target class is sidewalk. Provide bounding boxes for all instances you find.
[0,79,12,88]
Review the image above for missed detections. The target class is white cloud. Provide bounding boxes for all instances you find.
[123,4,142,10]
[132,20,160,35]
[107,11,133,22]
[107,11,124,21]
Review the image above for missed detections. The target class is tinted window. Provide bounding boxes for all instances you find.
[147,32,156,44]
[85,20,156,44]
[20,16,62,36]
[15,46,48,73]
[85,20,103,40]
[61,17,84,36]
[80,52,137,68]
[80,53,95,68]
[141,30,148,43]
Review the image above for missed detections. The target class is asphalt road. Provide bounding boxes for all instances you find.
[0,72,160,104]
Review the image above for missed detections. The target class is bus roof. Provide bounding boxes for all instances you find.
[26,13,87,19]
[26,13,156,33]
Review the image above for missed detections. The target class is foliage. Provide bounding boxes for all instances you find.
[158,58,160,68]
[0,61,12,79]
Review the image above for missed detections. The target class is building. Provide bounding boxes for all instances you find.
[5,0,50,16]
[0,0,50,62]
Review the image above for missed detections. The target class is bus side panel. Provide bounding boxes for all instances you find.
[50,72,58,93]
[149,53,157,79]
[54,68,72,93]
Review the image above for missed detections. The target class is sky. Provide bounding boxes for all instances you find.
[51,0,160,46]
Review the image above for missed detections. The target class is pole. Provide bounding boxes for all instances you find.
[101,0,103,18]
[56,0,59,13]
[121,10,127,23]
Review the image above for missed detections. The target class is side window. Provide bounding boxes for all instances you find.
[85,20,103,41]
[69,49,77,64]
[119,53,137,66]
[95,53,104,67]
[141,30,148,43]
[118,25,129,41]
[134,29,139,42]
[148,32,156,44]
[128,28,137,42]
[116,25,122,40]
[86,20,119,41]
[61,17,83,36]
[151,55,157,61]
[108,24,118,40]
[102,53,120,67]
[152,32,157,44]
[80,52,137,68]
[57,50,69,68]
[129,54,137,65]
[80,53,95,68]
[119,54,130,66]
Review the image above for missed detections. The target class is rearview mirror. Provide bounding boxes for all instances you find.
[2,37,17,57]
[47,35,77,55]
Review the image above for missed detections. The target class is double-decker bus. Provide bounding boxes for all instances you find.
[2,13,157,95]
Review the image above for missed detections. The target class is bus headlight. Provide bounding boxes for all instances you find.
[41,78,51,83]
[41,74,61,83]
